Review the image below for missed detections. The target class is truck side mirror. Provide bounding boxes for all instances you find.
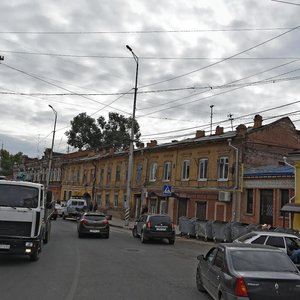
[46,191,53,209]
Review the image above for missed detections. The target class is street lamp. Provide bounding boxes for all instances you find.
[46,105,57,193]
[125,45,139,226]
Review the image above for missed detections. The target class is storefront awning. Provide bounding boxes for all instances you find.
[280,203,300,213]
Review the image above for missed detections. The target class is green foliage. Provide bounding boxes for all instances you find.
[0,149,23,176]
[65,112,141,151]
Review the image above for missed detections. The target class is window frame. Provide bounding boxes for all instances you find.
[218,156,229,181]
[198,158,208,181]
[149,162,158,182]
[163,161,171,182]
[181,159,190,181]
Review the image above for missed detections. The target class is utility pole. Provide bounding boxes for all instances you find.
[46,105,57,194]
[125,45,139,226]
[228,113,234,131]
[210,105,214,135]
[0,141,3,174]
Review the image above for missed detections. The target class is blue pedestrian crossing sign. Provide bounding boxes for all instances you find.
[163,185,172,196]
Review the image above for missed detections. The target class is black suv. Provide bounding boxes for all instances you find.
[132,214,175,244]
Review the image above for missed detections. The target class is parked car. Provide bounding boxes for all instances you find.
[132,213,175,244]
[196,243,300,299]
[50,205,58,220]
[233,231,300,254]
[77,212,110,238]
[62,198,87,219]
[54,203,64,217]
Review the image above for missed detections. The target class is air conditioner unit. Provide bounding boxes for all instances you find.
[218,191,231,202]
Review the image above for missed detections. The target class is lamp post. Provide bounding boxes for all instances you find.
[125,45,139,226]
[46,105,57,193]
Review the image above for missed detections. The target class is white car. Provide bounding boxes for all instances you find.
[55,203,64,217]
[234,231,300,254]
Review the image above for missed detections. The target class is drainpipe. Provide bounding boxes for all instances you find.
[228,139,238,190]
[283,156,295,229]
[228,139,239,221]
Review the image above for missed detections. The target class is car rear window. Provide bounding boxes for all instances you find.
[230,250,295,272]
[149,216,172,225]
[84,215,106,221]
[236,232,257,242]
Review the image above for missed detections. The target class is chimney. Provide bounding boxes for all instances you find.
[146,140,157,148]
[236,124,247,136]
[253,114,263,128]
[195,130,205,138]
[215,126,224,135]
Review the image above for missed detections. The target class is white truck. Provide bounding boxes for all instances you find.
[0,180,53,261]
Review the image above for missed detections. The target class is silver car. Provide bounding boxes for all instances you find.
[196,243,300,299]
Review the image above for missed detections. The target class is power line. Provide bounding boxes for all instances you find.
[271,0,300,6]
[139,25,300,89]
[2,49,300,61]
[0,28,296,34]
[0,62,131,116]
[141,100,300,137]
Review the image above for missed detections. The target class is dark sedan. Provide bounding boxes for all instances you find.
[196,243,300,300]
[77,212,110,238]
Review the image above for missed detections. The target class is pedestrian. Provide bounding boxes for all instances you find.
[288,241,300,264]
[141,204,148,214]
[93,202,98,212]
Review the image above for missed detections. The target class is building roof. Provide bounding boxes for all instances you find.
[244,165,294,177]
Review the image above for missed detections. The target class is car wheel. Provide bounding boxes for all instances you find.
[62,213,66,220]
[78,232,83,238]
[196,268,206,292]
[169,238,175,245]
[104,232,110,239]
[132,227,139,238]
[140,231,147,243]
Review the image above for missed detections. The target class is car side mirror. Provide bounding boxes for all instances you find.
[197,254,205,261]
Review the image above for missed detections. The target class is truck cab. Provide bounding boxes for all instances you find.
[0,180,52,261]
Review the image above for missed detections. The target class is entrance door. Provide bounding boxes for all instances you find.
[196,201,207,220]
[259,189,274,225]
[177,198,187,223]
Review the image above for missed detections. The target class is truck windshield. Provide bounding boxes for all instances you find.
[0,185,39,208]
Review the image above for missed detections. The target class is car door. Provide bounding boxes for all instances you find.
[206,248,225,299]
[136,215,146,235]
[201,247,218,294]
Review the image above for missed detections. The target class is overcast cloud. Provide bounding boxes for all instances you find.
[0,0,300,157]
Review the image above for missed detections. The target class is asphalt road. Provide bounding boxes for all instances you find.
[0,218,213,300]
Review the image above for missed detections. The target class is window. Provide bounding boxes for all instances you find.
[246,189,254,214]
[252,235,267,244]
[181,160,190,180]
[218,156,229,180]
[136,162,143,184]
[96,194,101,208]
[114,192,119,207]
[280,189,289,216]
[105,193,110,208]
[149,162,157,181]
[266,236,285,249]
[163,161,171,181]
[107,166,111,184]
[198,158,208,180]
[99,167,104,185]
[115,165,121,182]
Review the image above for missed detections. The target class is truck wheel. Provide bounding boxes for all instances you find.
[29,250,39,261]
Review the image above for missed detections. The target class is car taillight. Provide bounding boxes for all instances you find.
[102,219,109,225]
[171,222,175,229]
[81,219,88,225]
[146,221,151,228]
[235,277,248,297]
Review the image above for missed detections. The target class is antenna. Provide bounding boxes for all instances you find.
[210,105,214,135]
[228,113,234,131]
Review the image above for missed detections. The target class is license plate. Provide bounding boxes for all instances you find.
[0,244,10,249]
[90,230,100,233]
[155,226,167,231]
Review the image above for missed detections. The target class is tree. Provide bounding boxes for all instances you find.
[65,112,141,151]
[0,149,23,177]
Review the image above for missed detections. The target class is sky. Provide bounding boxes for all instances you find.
[0,0,300,158]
